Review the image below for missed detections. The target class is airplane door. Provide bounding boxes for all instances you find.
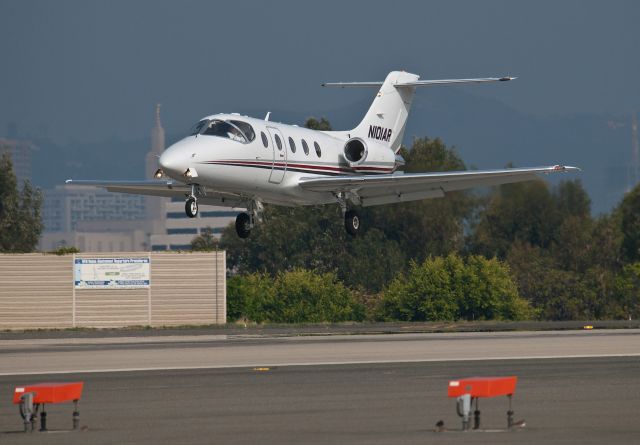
[267,127,287,184]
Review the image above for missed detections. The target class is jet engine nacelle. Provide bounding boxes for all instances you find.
[343,137,396,173]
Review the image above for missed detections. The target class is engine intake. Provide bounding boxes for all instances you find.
[343,138,368,167]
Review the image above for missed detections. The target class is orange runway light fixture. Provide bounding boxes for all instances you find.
[13,382,84,433]
[446,376,519,431]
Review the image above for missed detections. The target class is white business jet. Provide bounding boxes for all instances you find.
[67,71,578,238]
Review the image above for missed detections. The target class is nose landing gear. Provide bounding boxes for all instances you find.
[185,196,198,218]
[184,184,200,218]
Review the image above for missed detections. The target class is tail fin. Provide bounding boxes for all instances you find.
[323,71,515,153]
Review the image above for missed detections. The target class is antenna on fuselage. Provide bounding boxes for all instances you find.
[264,111,271,121]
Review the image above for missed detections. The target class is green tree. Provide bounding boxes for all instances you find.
[368,137,476,262]
[470,179,559,258]
[619,183,640,262]
[614,263,640,320]
[0,152,43,252]
[190,227,218,251]
[505,241,604,320]
[304,117,332,131]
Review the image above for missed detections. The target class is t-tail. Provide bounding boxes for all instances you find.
[323,71,516,153]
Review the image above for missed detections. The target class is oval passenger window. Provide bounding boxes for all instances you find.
[261,132,269,148]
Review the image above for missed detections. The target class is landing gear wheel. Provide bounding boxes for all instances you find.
[344,209,361,236]
[235,212,252,238]
[185,197,198,218]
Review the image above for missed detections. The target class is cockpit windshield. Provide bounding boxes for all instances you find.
[189,119,208,135]
[189,118,255,144]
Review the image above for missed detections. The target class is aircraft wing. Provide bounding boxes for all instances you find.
[298,165,580,207]
[64,179,244,207]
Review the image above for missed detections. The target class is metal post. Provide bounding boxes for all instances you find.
[20,393,34,432]
[507,394,514,429]
[72,399,80,430]
[72,253,76,328]
[456,394,471,430]
[39,405,47,432]
[147,253,152,325]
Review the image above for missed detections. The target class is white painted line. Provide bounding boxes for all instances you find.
[1,353,639,377]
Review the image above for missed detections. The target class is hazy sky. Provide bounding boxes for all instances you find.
[1,0,638,143]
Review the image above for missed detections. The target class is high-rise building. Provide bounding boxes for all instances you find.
[0,138,34,185]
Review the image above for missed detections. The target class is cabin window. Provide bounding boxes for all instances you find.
[274,134,283,150]
[261,132,269,148]
[288,137,296,153]
[302,139,309,155]
[314,141,321,157]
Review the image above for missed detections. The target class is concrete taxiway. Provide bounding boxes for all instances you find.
[0,329,639,444]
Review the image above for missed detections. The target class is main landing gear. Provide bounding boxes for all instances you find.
[235,200,263,238]
[336,193,361,237]
[344,209,361,236]
[235,213,251,238]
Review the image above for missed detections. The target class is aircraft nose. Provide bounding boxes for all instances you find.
[159,143,188,176]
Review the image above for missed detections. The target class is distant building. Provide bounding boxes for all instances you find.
[42,184,147,233]
[0,138,34,185]
[40,229,148,252]
[149,200,239,251]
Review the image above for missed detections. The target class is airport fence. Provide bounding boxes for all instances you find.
[0,251,226,330]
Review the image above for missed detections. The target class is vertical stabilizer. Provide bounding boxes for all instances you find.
[351,71,419,153]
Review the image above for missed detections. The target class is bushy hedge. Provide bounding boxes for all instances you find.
[375,254,531,321]
[227,269,364,323]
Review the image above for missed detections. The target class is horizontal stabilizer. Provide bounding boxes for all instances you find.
[322,77,515,88]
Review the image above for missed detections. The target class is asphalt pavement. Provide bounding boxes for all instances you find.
[0,330,638,444]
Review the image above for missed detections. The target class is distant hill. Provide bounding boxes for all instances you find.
[31,89,632,214]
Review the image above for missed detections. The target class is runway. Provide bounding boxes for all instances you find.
[1,329,639,375]
[0,329,639,444]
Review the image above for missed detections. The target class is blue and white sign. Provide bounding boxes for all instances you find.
[74,258,150,289]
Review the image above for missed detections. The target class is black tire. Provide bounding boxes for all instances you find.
[185,197,198,218]
[344,209,361,236]
[235,212,251,238]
